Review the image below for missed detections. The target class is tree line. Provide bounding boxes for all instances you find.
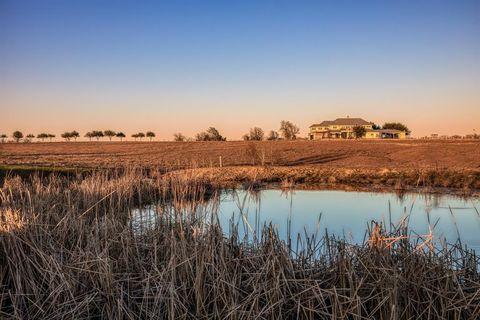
[1,120,302,143]
[0,121,414,143]
[82,131,155,141]
[241,121,298,141]
[0,130,154,143]
[174,121,300,142]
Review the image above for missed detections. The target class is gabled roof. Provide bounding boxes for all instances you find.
[310,121,334,127]
[377,129,403,133]
[310,117,372,127]
[366,129,404,133]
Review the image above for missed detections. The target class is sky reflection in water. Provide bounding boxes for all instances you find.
[132,190,480,252]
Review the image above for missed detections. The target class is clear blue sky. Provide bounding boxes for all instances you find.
[1,0,479,138]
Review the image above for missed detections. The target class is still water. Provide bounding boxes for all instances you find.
[132,190,480,252]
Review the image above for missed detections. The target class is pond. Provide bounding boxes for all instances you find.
[131,189,480,252]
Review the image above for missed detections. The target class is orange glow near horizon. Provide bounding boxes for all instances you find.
[2,1,479,139]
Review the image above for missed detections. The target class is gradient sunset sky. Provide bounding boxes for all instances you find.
[1,0,479,139]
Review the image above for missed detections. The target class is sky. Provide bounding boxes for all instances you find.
[1,0,479,139]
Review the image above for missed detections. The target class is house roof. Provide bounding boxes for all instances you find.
[377,129,404,133]
[366,129,404,133]
[310,118,372,127]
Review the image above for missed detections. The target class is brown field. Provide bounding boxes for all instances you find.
[1,139,479,169]
[1,140,479,191]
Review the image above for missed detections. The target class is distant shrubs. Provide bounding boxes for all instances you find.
[195,127,226,141]
[279,121,299,140]
[243,127,264,141]
[5,121,299,143]
[173,133,186,142]
[84,131,104,141]
[36,133,55,142]
[267,130,279,140]
[61,131,80,141]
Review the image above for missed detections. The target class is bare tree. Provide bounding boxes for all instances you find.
[85,132,93,141]
[12,131,23,143]
[173,133,186,142]
[71,131,80,141]
[279,121,300,140]
[116,132,126,141]
[104,130,116,141]
[26,134,35,142]
[37,133,48,142]
[61,132,72,141]
[146,131,155,141]
[248,127,264,141]
[195,127,226,141]
[267,130,279,140]
[91,131,104,141]
[195,132,209,141]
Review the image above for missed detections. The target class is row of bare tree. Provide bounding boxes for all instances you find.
[83,131,155,141]
[241,121,299,141]
[0,130,156,142]
[1,121,301,143]
[1,131,57,143]
[172,121,300,142]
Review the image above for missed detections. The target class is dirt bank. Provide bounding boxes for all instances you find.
[165,166,480,195]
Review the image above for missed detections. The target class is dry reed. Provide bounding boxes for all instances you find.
[0,169,479,319]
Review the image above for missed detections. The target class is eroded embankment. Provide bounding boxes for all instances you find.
[2,164,479,196]
[164,166,480,195]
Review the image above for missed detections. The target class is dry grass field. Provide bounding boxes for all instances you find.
[1,139,479,170]
[2,169,478,318]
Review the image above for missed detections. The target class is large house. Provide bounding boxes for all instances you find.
[309,117,406,140]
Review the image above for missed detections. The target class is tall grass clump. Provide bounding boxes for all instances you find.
[0,169,479,319]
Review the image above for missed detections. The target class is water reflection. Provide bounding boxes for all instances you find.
[131,189,480,252]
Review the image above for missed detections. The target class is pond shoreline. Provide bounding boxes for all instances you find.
[165,166,480,197]
[2,164,480,197]
[2,166,479,318]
